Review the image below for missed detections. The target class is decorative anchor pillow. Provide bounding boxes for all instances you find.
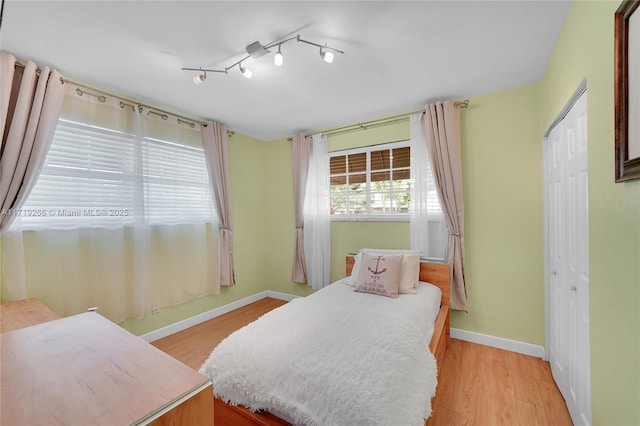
[354,253,403,298]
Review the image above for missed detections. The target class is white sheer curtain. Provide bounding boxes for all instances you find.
[303,133,331,290]
[409,113,447,260]
[2,83,219,322]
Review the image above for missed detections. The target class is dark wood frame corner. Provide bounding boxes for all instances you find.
[615,0,640,182]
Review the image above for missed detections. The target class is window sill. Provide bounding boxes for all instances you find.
[330,214,444,222]
[331,215,410,222]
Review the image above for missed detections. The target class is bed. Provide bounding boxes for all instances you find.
[202,255,450,425]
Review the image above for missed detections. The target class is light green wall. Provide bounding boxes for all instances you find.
[539,1,640,424]
[452,83,544,346]
[120,132,273,335]
[261,137,315,297]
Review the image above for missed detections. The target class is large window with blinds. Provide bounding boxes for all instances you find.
[330,141,415,218]
[18,118,214,230]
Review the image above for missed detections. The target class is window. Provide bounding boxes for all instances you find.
[330,141,413,219]
[18,118,214,230]
[143,136,214,225]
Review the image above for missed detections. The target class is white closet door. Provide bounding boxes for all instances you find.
[546,91,591,425]
[547,119,568,395]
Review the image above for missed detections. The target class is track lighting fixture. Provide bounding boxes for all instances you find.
[182,34,344,84]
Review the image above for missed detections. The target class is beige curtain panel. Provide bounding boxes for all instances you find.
[0,52,65,233]
[202,121,235,286]
[423,101,468,311]
[291,132,310,283]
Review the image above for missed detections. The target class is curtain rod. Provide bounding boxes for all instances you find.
[318,100,469,138]
[66,79,215,131]
[321,112,420,137]
[13,59,238,136]
[286,100,469,141]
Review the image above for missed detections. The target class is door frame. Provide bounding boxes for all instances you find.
[542,79,587,361]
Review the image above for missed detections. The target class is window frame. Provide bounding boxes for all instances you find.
[329,140,413,222]
[17,118,215,231]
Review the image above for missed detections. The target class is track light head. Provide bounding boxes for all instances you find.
[320,48,334,64]
[274,52,284,66]
[274,45,284,66]
[193,71,206,85]
[239,64,252,79]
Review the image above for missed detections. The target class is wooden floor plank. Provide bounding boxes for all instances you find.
[516,399,550,426]
[151,297,287,370]
[506,350,544,407]
[152,298,572,425]
[536,379,574,426]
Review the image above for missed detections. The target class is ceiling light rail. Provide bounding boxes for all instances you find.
[182,34,345,82]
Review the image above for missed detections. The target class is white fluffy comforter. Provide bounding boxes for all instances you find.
[200,286,438,426]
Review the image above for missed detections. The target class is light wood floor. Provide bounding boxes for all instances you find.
[152,298,572,426]
[426,339,572,426]
[152,297,288,371]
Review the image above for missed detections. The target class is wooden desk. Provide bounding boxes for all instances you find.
[0,298,60,333]
[1,312,213,425]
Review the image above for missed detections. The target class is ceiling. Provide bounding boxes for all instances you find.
[1,1,571,141]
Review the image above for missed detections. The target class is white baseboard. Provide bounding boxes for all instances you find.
[451,328,546,359]
[140,291,299,343]
[141,294,545,360]
[266,290,300,302]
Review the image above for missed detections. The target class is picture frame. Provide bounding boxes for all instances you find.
[615,0,640,182]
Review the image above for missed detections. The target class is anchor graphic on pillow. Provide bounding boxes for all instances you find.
[367,255,387,275]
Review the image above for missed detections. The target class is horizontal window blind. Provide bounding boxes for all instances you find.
[18,119,214,230]
[143,137,213,225]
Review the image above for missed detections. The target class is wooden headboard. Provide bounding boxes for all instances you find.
[346,256,450,307]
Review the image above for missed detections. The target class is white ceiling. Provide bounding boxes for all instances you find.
[1,1,571,141]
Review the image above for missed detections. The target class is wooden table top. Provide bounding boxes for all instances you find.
[0,297,60,333]
[1,312,210,426]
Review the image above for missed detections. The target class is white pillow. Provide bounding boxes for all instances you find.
[397,254,420,294]
[343,253,363,287]
[353,253,403,298]
[360,249,421,293]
